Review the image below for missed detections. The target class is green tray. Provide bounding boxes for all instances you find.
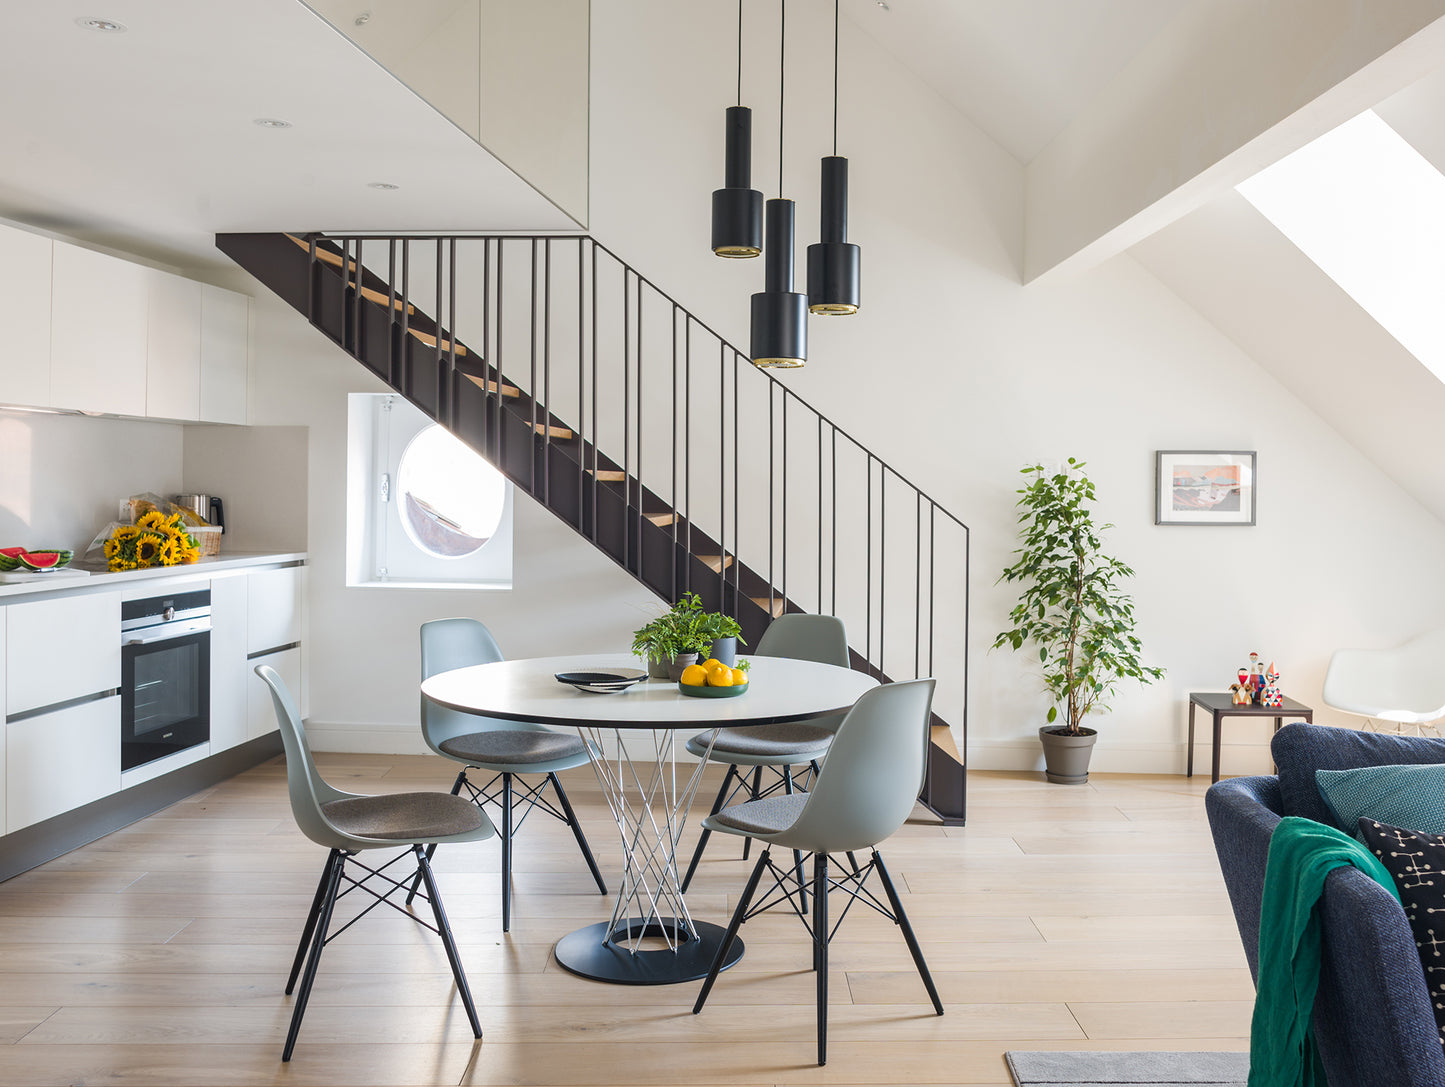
[678,681,748,698]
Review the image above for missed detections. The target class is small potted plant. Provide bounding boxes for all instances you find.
[698,609,747,667]
[993,459,1164,784]
[632,592,710,680]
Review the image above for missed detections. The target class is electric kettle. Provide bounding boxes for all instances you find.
[173,494,225,534]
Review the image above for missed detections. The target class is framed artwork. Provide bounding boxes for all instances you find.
[1155,450,1256,526]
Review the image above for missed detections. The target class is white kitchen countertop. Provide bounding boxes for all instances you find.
[0,551,306,601]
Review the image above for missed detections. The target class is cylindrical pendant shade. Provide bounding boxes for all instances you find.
[807,156,859,314]
[751,198,807,368]
[712,106,764,258]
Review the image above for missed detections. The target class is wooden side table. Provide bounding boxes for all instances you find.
[1187,691,1314,784]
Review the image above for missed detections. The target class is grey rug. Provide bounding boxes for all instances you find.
[1005,1051,1249,1087]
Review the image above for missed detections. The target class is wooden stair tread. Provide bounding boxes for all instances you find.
[749,596,785,618]
[644,512,678,527]
[931,723,963,763]
[586,469,627,483]
[462,375,520,398]
[529,423,574,440]
[287,235,414,314]
[286,233,355,272]
[698,554,734,572]
[407,328,468,356]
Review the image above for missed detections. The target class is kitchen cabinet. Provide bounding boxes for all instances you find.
[209,575,248,755]
[0,224,53,408]
[7,695,120,832]
[6,592,120,716]
[50,243,148,416]
[247,566,302,655]
[247,646,299,740]
[199,284,248,425]
[146,270,202,421]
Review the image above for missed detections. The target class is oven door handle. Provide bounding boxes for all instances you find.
[123,619,212,646]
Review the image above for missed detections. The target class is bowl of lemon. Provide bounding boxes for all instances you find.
[678,658,749,698]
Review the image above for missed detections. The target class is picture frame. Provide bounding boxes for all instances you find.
[1155,450,1256,526]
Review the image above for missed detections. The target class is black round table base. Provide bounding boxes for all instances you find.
[553,918,744,985]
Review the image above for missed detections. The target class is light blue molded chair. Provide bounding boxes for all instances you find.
[681,614,852,895]
[407,618,606,931]
[692,678,943,1066]
[256,664,493,1062]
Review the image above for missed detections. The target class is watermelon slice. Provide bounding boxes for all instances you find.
[17,550,71,571]
[0,547,27,572]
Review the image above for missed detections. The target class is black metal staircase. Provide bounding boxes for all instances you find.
[217,231,969,823]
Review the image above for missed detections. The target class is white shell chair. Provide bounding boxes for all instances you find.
[692,678,944,1066]
[1322,627,1445,729]
[256,664,494,1061]
[407,618,606,932]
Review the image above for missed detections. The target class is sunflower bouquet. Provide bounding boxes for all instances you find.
[104,511,201,571]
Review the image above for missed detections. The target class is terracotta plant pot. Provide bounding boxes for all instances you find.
[666,653,699,682]
[1038,725,1097,785]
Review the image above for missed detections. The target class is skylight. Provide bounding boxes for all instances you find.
[1237,110,1445,381]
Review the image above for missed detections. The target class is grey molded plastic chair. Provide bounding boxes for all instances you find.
[255,664,493,1062]
[692,678,943,1065]
[681,614,851,895]
[407,618,605,931]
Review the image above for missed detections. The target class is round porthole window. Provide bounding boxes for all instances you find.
[396,424,506,559]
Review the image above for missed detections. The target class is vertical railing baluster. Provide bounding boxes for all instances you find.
[386,240,397,386]
[529,240,539,495]
[767,383,774,618]
[447,238,458,428]
[495,242,505,470]
[434,239,444,423]
[733,350,740,615]
[719,340,726,610]
[543,239,552,508]
[348,238,359,356]
[831,427,838,617]
[817,416,823,615]
[590,242,598,542]
[915,492,922,680]
[305,236,316,326]
[671,306,679,601]
[577,240,585,531]
[480,239,490,456]
[781,391,787,614]
[865,453,872,677]
[880,468,887,681]
[623,268,631,570]
[929,504,936,678]
[684,318,691,594]
[400,240,411,401]
[637,277,643,581]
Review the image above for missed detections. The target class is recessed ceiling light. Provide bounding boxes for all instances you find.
[253,118,293,129]
[76,16,126,32]
[354,10,372,26]
[875,0,890,9]
[367,182,399,190]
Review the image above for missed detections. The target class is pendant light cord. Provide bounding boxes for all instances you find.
[832,0,839,155]
[778,0,786,197]
[736,0,742,106]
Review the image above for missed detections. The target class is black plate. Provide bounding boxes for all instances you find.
[555,669,648,693]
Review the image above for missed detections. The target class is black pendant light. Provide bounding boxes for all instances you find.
[807,0,860,315]
[750,0,807,368]
[711,1,763,258]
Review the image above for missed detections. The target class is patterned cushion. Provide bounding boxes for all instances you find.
[1317,765,1445,838]
[687,722,834,760]
[1272,724,1445,830]
[322,792,484,840]
[439,729,587,766]
[1359,818,1445,1049]
[712,793,808,836]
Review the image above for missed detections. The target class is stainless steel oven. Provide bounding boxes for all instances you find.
[121,590,211,772]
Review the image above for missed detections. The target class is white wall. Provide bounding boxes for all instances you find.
[587,0,1445,775]
[0,411,184,555]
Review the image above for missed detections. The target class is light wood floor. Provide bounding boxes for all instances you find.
[0,755,1253,1086]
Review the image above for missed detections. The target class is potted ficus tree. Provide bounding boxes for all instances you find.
[993,459,1164,784]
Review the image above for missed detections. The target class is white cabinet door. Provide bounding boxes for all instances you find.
[247,647,300,740]
[0,225,53,408]
[7,695,121,832]
[209,575,248,754]
[50,243,148,416]
[247,567,302,654]
[146,270,201,421]
[6,593,121,715]
[199,285,248,424]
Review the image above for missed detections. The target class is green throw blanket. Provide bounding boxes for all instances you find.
[1249,816,1401,1087]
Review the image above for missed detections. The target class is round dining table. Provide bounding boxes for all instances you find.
[421,652,877,985]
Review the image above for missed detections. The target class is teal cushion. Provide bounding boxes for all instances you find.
[1316,764,1445,837]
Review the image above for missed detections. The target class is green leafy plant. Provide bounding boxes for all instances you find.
[992,459,1163,736]
[631,592,738,662]
[696,607,746,646]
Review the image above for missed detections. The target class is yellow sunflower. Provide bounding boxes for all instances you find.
[136,511,168,531]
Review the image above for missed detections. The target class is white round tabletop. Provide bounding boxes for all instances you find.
[421,653,878,729]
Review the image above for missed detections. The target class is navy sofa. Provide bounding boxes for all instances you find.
[1205,723,1445,1086]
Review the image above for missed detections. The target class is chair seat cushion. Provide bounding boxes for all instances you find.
[688,723,834,761]
[439,729,587,766]
[322,792,484,840]
[713,793,808,837]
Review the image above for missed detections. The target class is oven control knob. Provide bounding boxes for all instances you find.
[163,606,175,621]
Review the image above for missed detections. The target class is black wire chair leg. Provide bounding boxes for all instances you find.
[406,769,466,905]
[548,771,606,895]
[782,768,808,914]
[414,844,483,1038]
[741,766,764,861]
[287,848,339,994]
[693,848,770,1015]
[283,849,344,1061]
[873,850,943,1015]
[501,772,514,932]
[846,851,861,874]
[682,763,738,893]
[814,852,829,1066]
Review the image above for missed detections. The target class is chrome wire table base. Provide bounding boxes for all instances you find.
[554,725,745,985]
